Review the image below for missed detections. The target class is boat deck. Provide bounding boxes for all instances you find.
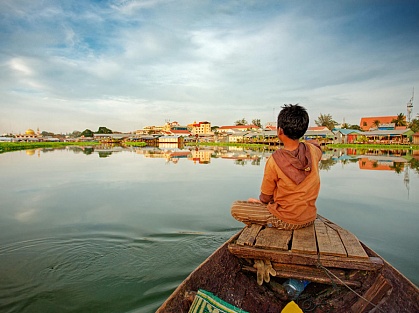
[228,215,383,287]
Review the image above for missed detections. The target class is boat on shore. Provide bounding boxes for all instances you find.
[156,216,418,313]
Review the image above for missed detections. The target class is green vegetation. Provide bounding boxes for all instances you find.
[0,141,100,154]
[327,143,419,150]
[124,141,147,147]
[315,113,338,130]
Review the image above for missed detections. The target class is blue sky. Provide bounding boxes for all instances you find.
[1,0,418,134]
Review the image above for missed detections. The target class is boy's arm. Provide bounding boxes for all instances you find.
[259,157,276,204]
[259,192,273,204]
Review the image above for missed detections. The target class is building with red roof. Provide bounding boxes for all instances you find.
[359,116,401,131]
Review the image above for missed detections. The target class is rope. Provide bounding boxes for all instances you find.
[316,254,386,313]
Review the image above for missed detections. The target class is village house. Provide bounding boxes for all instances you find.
[359,116,402,131]
[188,121,212,135]
[303,126,334,144]
[333,129,363,144]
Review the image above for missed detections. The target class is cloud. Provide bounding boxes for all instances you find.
[0,0,418,133]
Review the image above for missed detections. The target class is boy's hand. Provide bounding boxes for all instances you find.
[247,198,261,203]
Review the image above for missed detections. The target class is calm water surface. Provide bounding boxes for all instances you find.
[0,146,418,312]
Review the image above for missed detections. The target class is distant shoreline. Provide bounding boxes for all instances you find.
[188,142,419,150]
[1,141,418,154]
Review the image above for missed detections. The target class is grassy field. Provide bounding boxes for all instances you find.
[124,141,147,147]
[2,141,418,154]
[0,141,100,153]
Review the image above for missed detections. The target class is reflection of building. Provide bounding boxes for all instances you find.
[190,149,212,164]
[358,156,407,171]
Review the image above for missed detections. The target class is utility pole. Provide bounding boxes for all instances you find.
[407,88,414,123]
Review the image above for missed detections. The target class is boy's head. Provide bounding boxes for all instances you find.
[277,104,309,140]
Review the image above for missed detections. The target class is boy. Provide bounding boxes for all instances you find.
[231,104,322,230]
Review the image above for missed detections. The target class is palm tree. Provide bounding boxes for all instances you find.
[392,113,407,126]
[252,119,262,128]
[373,120,380,128]
[315,113,338,130]
[235,118,247,126]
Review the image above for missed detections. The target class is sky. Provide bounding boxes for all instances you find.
[1,0,419,134]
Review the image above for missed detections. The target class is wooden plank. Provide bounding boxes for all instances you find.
[315,219,347,257]
[254,227,292,250]
[351,274,393,312]
[242,264,361,288]
[321,219,369,259]
[228,244,383,271]
[272,262,346,278]
[291,224,317,254]
[235,224,263,246]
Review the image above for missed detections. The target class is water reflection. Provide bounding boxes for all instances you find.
[1,145,418,312]
[23,145,419,174]
[22,145,419,195]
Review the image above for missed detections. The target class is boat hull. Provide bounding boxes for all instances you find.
[157,231,419,313]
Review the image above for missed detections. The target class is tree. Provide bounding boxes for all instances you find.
[314,113,337,130]
[97,126,113,134]
[349,124,362,131]
[409,118,419,133]
[71,130,82,138]
[252,119,262,128]
[235,118,247,126]
[41,131,54,136]
[373,120,380,128]
[80,129,94,137]
[392,113,407,126]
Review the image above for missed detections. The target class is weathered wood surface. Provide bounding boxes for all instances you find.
[254,227,292,250]
[315,219,347,257]
[229,216,376,271]
[236,224,262,246]
[229,244,383,270]
[351,274,393,312]
[318,216,369,259]
[242,263,362,288]
[291,224,317,254]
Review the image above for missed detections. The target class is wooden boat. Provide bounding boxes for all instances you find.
[156,216,418,313]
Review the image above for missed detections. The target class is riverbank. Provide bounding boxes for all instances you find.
[2,141,418,154]
[0,141,100,153]
[187,141,419,150]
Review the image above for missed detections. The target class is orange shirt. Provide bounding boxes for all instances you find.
[261,143,322,225]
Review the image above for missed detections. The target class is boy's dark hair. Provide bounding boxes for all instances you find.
[277,104,309,140]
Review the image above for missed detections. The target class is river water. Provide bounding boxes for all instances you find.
[0,145,418,312]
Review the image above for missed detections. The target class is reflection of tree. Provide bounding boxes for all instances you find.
[98,151,113,158]
[372,161,378,168]
[235,159,246,166]
[319,158,337,171]
[83,148,94,155]
[251,158,261,166]
[390,162,404,174]
[408,158,419,174]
